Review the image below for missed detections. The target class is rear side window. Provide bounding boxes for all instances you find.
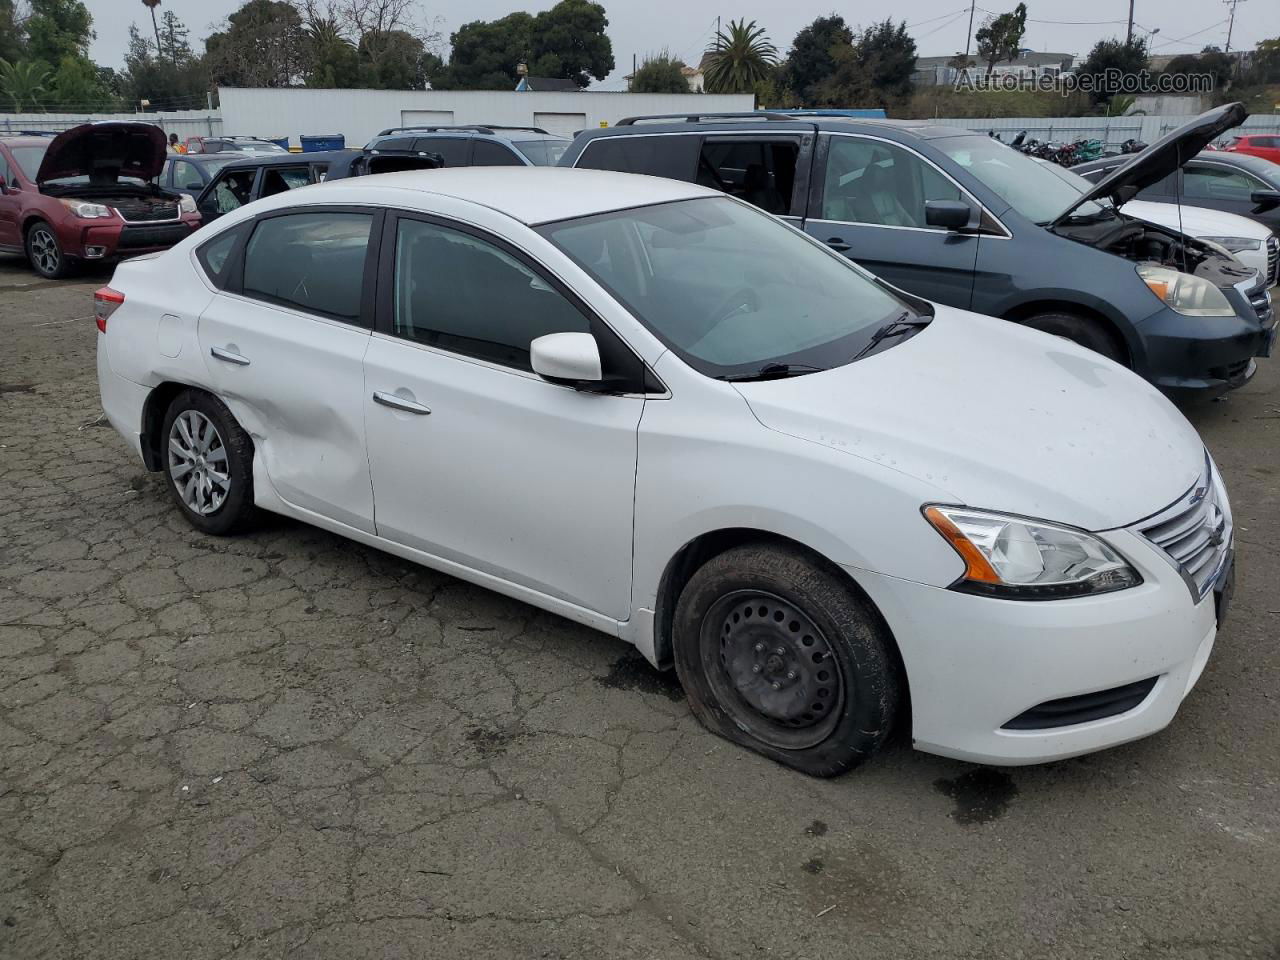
[261,166,312,197]
[212,169,257,214]
[243,212,373,322]
[196,224,247,287]
[472,140,523,166]
[696,139,800,215]
[373,137,416,152]
[575,135,700,181]
[415,137,471,166]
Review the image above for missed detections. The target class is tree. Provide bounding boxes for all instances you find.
[141,0,161,60]
[630,51,688,93]
[1077,36,1148,106]
[781,15,852,106]
[526,0,612,88]
[24,0,92,67]
[49,51,111,107]
[358,29,430,88]
[205,0,305,87]
[0,57,50,110]
[856,19,917,102]
[435,12,532,89]
[702,18,777,94]
[1252,37,1280,84]
[0,0,25,64]
[120,20,209,109]
[974,2,1027,75]
[158,9,189,65]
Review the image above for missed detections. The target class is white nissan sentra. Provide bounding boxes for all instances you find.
[95,168,1234,776]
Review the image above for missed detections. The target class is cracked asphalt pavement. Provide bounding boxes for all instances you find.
[1,256,1278,960]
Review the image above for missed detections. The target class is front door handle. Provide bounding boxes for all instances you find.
[373,391,431,415]
[825,237,852,252]
[210,345,250,366]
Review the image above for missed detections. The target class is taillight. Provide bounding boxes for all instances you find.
[94,286,124,333]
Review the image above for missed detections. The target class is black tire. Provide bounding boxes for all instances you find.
[672,543,901,777]
[25,220,74,280]
[161,389,257,535]
[1021,311,1125,364]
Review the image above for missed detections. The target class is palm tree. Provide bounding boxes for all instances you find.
[142,0,163,58]
[0,59,51,112]
[702,18,777,94]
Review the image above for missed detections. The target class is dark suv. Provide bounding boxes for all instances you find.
[365,125,571,167]
[560,106,1275,399]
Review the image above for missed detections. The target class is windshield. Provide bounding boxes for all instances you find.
[936,136,1109,224]
[10,144,147,185]
[513,138,569,166]
[539,197,915,378]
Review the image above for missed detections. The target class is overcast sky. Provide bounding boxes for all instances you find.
[87,0,1280,89]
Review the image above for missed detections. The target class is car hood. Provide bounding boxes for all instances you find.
[36,122,167,184]
[1121,198,1270,241]
[734,306,1204,532]
[1050,103,1247,227]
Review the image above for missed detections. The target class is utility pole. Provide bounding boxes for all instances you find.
[963,0,976,59]
[1223,0,1244,54]
[1126,0,1134,45]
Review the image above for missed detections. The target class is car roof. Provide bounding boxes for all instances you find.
[1075,149,1278,178]
[298,167,712,225]
[219,149,358,169]
[576,115,976,142]
[371,126,567,143]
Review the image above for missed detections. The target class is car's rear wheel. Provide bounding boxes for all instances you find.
[672,543,901,777]
[161,389,257,535]
[26,221,72,280]
[1022,311,1125,364]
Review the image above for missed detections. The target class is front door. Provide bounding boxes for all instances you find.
[805,134,980,307]
[0,148,20,250]
[1181,161,1280,233]
[363,214,643,619]
[197,209,378,532]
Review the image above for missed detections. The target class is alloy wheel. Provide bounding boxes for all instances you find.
[29,227,59,276]
[701,590,846,750]
[167,410,231,515]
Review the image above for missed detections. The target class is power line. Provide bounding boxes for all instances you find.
[1151,18,1230,49]
[915,10,971,43]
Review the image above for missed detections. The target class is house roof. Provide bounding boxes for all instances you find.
[517,76,580,92]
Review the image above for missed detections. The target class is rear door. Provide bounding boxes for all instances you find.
[198,166,260,224]
[415,136,472,167]
[695,134,810,223]
[805,133,980,307]
[197,208,380,532]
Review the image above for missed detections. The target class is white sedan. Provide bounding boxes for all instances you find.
[96,168,1232,775]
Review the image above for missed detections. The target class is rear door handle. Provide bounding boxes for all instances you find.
[825,238,852,252]
[210,345,250,366]
[373,391,431,415]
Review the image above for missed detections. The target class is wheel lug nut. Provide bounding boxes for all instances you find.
[754,643,765,652]
[775,647,785,656]
[771,681,781,690]
[786,671,796,680]
[752,665,761,674]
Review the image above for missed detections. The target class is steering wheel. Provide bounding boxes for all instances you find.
[707,286,760,328]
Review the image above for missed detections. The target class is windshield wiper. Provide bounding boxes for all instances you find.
[850,312,932,362]
[717,362,826,383]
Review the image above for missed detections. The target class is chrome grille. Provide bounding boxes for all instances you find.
[1267,234,1278,287]
[1136,461,1231,600]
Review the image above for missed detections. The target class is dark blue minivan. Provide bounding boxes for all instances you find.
[561,106,1274,399]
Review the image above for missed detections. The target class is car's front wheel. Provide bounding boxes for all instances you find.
[26,221,72,280]
[161,389,257,535]
[673,543,901,777]
[1022,311,1125,364]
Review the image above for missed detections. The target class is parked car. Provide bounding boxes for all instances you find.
[560,105,1275,399]
[161,152,240,199]
[194,148,442,225]
[97,168,1233,775]
[1073,149,1280,236]
[185,136,287,156]
[365,124,571,167]
[0,123,201,279]
[1035,158,1278,287]
[1222,134,1280,165]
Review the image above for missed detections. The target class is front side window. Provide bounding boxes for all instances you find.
[0,150,11,187]
[415,137,471,166]
[575,135,700,181]
[936,135,1102,224]
[1182,165,1261,202]
[392,218,589,370]
[512,138,569,166]
[243,212,373,322]
[471,141,522,166]
[822,137,961,227]
[540,197,913,378]
[261,166,313,197]
[10,145,46,181]
[697,139,799,216]
[213,170,257,214]
[173,160,205,191]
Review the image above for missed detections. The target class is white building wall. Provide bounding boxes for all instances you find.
[0,110,221,139]
[217,87,755,147]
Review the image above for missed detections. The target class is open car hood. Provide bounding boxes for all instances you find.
[1049,103,1246,227]
[36,122,167,184]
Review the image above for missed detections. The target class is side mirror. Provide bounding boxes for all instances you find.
[1250,189,1280,214]
[924,200,972,231]
[185,181,203,191]
[530,332,602,384]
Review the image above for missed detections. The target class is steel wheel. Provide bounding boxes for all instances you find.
[702,589,846,750]
[28,226,60,276]
[167,409,231,515]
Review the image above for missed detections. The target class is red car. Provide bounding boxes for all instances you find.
[1223,134,1280,165]
[0,122,201,279]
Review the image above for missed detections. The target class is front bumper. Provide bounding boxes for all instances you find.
[849,527,1225,766]
[1136,297,1275,402]
[70,217,199,260]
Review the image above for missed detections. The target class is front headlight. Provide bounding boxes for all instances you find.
[1137,265,1235,317]
[179,193,197,214]
[923,505,1142,599]
[57,198,113,219]
[1200,236,1261,254]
